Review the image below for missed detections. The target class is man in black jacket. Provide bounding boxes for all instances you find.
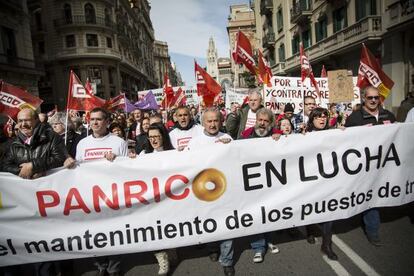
[3,108,67,179]
[345,86,396,247]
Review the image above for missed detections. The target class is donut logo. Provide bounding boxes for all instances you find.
[192,168,227,202]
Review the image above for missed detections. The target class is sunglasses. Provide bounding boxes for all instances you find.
[366,96,380,101]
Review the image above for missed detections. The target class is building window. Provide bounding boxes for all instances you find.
[292,35,300,54]
[356,0,377,21]
[333,6,347,33]
[277,7,283,32]
[106,37,112,48]
[38,41,45,54]
[65,35,75,48]
[1,27,17,58]
[302,28,311,48]
[63,4,72,24]
[104,8,111,26]
[34,11,43,31]
[315,16,327,42]
[86,34,98,47]
[278,43,285,62]
[84,3,96,24]
[269,48,275,66]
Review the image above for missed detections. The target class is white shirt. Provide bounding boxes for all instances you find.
[169,124,203,149]
[405,107,414,123]
[187,131,233,150]
[76,133,128,161]
[245,109,256,129]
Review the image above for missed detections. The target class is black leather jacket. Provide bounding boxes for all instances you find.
[3,123,67,175]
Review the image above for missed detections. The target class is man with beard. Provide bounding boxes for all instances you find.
[2,108,67,276]
[169,106,203,151]
[240,108,282,263]
[3,108,67,178]
[345,86,395,247]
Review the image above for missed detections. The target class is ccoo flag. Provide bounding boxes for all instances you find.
[357,44,394,99]
[232,31,257,75]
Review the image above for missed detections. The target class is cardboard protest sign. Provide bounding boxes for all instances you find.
[328,70,354,103]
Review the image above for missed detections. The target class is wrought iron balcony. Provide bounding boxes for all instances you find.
[54,15,115,31]
[290,0,312,24]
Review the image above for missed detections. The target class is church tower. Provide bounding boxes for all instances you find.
[206,37,219,80]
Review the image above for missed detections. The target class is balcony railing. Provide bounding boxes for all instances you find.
[260,0,273,15]
[54,47,121,60]
[284,16,383,71]
[290,0,312,24]
[54,15,115,30]
[263,31,276,48]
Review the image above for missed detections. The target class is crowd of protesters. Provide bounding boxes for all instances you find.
[0,85,413,276]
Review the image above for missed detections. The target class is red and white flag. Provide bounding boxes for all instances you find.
[162,73,175,109]
[170,87,186,107]
[66,70,106,111]
[320,65,327,78]
[258,50,273,86]
[357,44,394,99]
[232,31,257,75]
[300,43,320,98]
[0,80,43,119]
[195,61,222,107]
[107,93,126,111]
[84,78,96,95]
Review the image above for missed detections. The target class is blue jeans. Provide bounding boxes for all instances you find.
[250,234,266,254]
[219,239,234,267]
[363,208,380,238]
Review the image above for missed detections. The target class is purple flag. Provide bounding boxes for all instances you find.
[134,91,159,110]
[124,97,138,113]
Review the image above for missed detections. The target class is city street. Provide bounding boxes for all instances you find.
[74,204,414,276]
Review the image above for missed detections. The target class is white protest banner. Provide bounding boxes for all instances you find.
[264,76,361,114]
[1,123,413,266]
[224,87,250,109]
[137,86,200,106]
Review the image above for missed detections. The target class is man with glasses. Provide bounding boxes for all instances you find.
[292,96,316,133]
[345,86,396,247]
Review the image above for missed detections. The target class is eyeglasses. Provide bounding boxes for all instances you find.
[304,103,316,106]
[366,96,380,101]
[315,114,328,119]
[148,135,161,140]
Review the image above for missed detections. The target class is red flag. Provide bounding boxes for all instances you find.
[66,70,106,111]
[195,61,222,107]
[320,65,327,78]
[0,80,43,119]
[357,44,394,99]
[300,43,320,98]
[107,93,126,111]
[170,87,186,107]
[258,50,273,86]
[162,73,175,109]
[85,78,95,95]
[232,31,257,75]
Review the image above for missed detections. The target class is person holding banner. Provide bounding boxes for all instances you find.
[345,86,396,246]
[241,108,282,263]
[292,96,316,133]
[305,107,339,260]
[186,108,234,276]
[2,108,68,275]
[74,107,128,276]
[226,89,263,139]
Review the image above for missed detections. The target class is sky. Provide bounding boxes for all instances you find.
[150,0,249,87]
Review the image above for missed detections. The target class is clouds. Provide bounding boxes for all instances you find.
[150,0,243,58]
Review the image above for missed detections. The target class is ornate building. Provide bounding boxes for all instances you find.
[227,4,259,88]
[27,0,157,109]
[0,0,41,95]
[253,0,414,113]
[207,37,219,81]
[153,40,183,88]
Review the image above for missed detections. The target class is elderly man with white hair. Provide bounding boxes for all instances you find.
[48,112,82,158]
